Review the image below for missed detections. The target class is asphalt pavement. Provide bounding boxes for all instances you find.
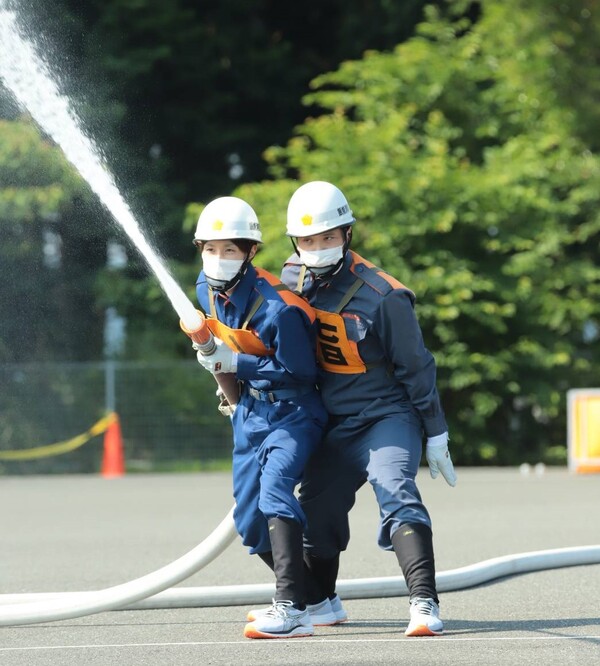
[0,468,599,665]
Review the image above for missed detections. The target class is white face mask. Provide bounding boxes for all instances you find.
[202,256,245,283]
[298,245,344,270]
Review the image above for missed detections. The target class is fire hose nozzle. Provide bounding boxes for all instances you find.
[180,311,217,356]
[180,310,240,408]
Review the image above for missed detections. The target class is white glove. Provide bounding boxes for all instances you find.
[196,338,238,374]
[426,432,457,487]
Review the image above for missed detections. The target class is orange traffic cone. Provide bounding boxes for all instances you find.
[102,412,125,478]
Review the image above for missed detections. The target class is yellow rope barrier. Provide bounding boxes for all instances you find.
[0,412,117,461]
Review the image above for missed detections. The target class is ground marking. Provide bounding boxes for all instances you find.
[1,634,599,652]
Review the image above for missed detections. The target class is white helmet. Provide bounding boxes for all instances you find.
[194,196,262,243]
[286,181,355,237]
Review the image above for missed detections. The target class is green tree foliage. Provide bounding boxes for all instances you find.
[210,0,600,464]
[7,0,441,251]
[3,1,599,465]
[2,0,440,362]
[55,0,439,203]
[0,119,109,361]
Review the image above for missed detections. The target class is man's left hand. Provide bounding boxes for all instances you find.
[196,338,238,374]
[426,432,457,487]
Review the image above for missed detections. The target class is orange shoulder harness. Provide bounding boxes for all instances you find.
[255,267,316,323]
[348,251,411,293]
[202,268,316,356]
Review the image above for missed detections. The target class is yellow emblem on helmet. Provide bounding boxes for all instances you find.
[212,219,224,230]
[301,214,313,226]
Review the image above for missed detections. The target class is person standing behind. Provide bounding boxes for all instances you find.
[280,181,457,637]
[191,196,328,639]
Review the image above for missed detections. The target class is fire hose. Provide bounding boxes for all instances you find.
[2,312,599,626]
[0,522,598,625]
[180,310,240,409]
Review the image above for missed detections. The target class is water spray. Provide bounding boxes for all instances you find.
[0,3,238,404]
[0,1,240,624]
[0,3,201,333]
[3,1,597,631]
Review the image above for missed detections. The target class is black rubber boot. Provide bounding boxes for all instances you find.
[303,552,340,604]
[257,551,274,571]
[391,522,438,603]
[268,517,306,608]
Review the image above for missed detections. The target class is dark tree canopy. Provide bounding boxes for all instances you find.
[1,0,599,464]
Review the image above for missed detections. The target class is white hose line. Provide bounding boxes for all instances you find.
[73,543,600,607]
[1,544,598,621]
[0,506,238,626]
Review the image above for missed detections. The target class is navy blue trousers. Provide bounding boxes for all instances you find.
[231,392,326,554]
[299,406,431,558]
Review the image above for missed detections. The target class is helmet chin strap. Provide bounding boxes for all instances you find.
[206,253,253,293]
[292,227,353,280]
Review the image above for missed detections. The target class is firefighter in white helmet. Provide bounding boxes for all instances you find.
[280,181,457,637]
[192,196,328,639]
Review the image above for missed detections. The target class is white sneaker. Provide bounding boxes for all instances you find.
[244,599,314,639]
[329,594,348,623]
[404,597,444,636]
[304,598,338,626]
[248,597,338,626]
